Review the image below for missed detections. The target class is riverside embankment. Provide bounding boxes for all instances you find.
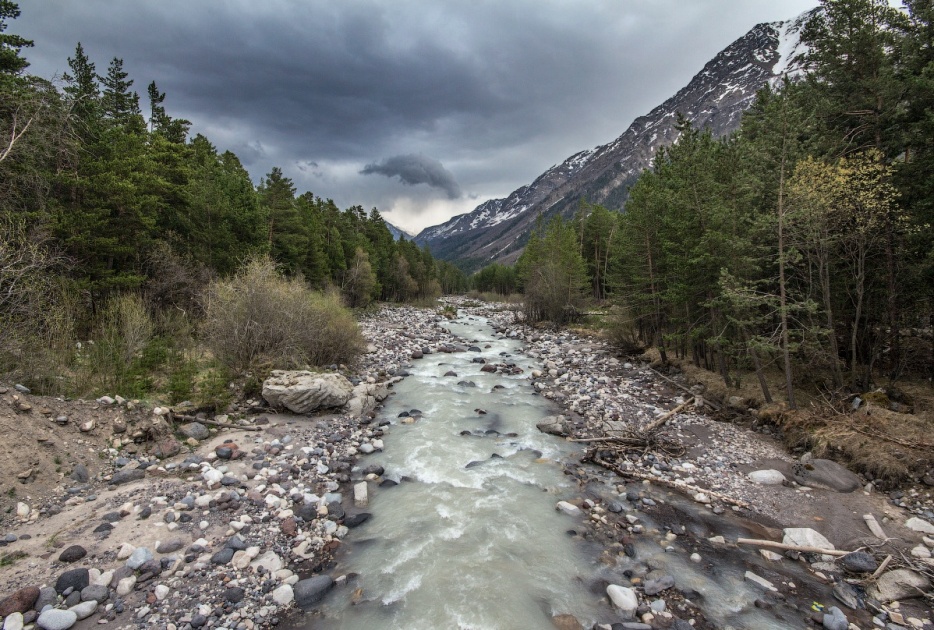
[0,298,931,630]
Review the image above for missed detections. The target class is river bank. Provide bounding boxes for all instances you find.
[0,298,931,629]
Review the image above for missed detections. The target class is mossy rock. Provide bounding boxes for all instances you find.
[862,390,891,406]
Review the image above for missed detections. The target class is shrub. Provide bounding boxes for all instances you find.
[604,306,644,354]
[74,292,155,396]
[202,256,363,372]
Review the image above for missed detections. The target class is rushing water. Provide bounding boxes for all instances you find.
[306,311,821,630]
[311,313,607,629]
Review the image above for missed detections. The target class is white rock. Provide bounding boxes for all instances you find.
[116,576,137,596]
[358,443,375,454]
[251,550,283,573]
[782,528,835,559]
[693,492,711,504]
[262,371,354,414]
[272,584,294,606]
[354,481,368,507]
[556,501,582,517]
[905,517,934,535]
[154,584,170,601]
[15,502,29,518]
[910,544,931,559]
[3,612,24,630]
[93,569,114,587]
[744,571,777,591]
[116,542,135,560]
[690,553,701,563]
[759,550,784,561]
[606,585,638,619]
[747,469,786,485]
[69,600,98,620]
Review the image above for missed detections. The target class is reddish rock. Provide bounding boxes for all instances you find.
[280,517,298,537]
[0,585,40,616]
[480,364,497,373]
[151,437,181,459]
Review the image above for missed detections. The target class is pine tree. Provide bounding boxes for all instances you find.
[0,1,32,77]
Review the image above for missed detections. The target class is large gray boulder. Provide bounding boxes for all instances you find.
[262,371,354,414]
[344,382,390,418]
[867,569,930,602]
[536,415,569,437]
[294,575,334,608]
[791,459,861,493]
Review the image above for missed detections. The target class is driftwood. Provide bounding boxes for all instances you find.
[169,411,262,432]
[863,513,888,541]
[592,456,752,510]
[645,397,694,432]
[648,367,720,411]
[736,538,850,557]
[870,554,893,581]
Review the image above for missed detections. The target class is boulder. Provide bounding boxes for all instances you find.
[36,608,77,630]
[55,568,89,594]
[536,415,569,437]
[747,469,786,485]
[178,422,210,441]
[606,584,638,619]
[344,382,390,418]
[905,517,934,535]
[867,568,930,602]
[791,459,861,493]
[262,371,354,414]
[0,585,40,616]
[294,575,334,608]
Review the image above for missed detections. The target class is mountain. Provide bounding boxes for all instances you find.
[385,221,414,241]
[416,9,814,270]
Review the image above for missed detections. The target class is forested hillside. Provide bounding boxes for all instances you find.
[0,2,466,397]
[503,0,934,405]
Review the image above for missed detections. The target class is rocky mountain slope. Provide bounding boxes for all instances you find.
[384,221,413,241]
[416,9,814,270]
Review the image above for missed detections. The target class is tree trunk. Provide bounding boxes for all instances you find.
[819,252,844,389]
[777,123,796,409]
[744,330,772,403]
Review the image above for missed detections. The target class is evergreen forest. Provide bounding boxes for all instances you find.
[0,1,466,400]
[502,0,934,407]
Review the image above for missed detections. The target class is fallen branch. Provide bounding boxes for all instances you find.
[592,456,752,510]
[645,397,694,432]
[169,412,262,432]
[870,554,892,581]
[736,538,850,557]
[648,367,720,411]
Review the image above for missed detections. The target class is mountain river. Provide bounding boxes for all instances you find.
[301,311,819,629]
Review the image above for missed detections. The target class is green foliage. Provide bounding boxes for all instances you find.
[516,214,588,325]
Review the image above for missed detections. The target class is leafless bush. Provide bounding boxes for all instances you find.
[202,256,363,372]
[0,218,75,393]
[604,305,645,354]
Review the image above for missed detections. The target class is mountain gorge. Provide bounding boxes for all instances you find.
[416,9,815,270]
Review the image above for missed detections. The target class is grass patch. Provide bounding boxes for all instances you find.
[0,550,27,567]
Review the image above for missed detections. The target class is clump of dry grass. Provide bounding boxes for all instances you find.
[780,403,934,484]
[202,256,363,372]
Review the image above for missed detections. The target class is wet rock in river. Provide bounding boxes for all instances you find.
[606,584,638,619]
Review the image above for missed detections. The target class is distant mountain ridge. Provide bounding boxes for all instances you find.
[384,221,414,241]
[416,8,815,270]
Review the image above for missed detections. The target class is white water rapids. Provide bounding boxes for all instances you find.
[311,313,607,629]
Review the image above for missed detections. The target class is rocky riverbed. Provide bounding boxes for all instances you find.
[1,297,932,630]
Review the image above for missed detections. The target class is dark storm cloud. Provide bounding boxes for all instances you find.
[361,154,461,199]
[15,0,819,232]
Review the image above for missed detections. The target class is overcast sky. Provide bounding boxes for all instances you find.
[18,1,818,234]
